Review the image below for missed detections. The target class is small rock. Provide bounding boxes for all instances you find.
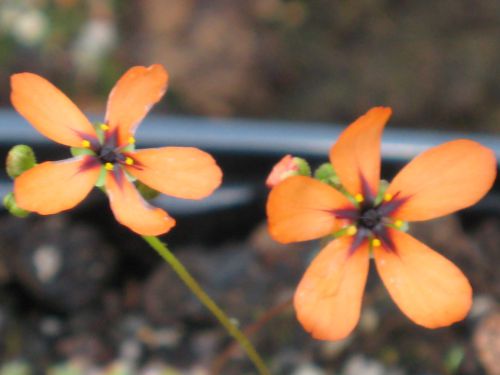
[469,295,498,322]
[13,216,116,311]
[473,312,500,375]
[292,363,326,375]
[319,337,352,361]
[119,338,142,364]
[359,306,380,334]
[141,363,182,375]
[40,316,64,338]
[342,355,405,375]
[57,333,111,364]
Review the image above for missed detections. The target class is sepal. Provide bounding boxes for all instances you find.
[6,145,36,179]
[314,163,341,187]
[136,181,160,200]
[3,192,30,218]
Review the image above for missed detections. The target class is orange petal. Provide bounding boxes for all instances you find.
[386,140,497,221]
[329,107,392,199]
[374,229,472,328]
[11,73,96,147]
[105,65,168,146]
[294,237,370,341]
[126,147,222,200]
[14,157,100,214]
[105,169,175,236]
[266,176,353,244]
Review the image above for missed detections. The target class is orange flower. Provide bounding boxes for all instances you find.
[267,107,497,340]
[11,65,222,236]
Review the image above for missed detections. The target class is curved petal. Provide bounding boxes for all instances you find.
[294,237,370,341]
[386,140,497,221]
[374,230,472,328]
[14,157,100,214]
[105,65,168,146]
[11,73,96,147]
[126,147,222,200]
[329,107,392,199]
[267,176,353,244]
[105,169,175,236]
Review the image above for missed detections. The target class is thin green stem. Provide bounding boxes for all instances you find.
[142,235,270,375]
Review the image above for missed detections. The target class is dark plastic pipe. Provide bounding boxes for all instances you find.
[2,109,500,162]
[1,109,499,214]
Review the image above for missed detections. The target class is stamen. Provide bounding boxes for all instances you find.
[354,193,364,203]
[81,140,91,148]
[104,162,114,171]
[371,238,382,247]
[384,193,393,202]
[346,225,357,236]
[100,124,110,131]
[125,157,134,165]
[128,136,136,145]
[394,219,404,228]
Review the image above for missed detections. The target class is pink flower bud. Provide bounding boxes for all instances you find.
[266,155,301,188]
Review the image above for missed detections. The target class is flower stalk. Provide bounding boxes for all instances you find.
[142,235,270,375]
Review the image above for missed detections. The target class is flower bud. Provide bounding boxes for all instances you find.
[314,163,341,187]
[3,192,30,218]
[6,145,36,179]
[266,155,311,188]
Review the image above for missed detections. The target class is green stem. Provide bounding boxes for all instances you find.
[142,235,270,375]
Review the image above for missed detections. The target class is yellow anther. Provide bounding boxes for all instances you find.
[125,157,134,165]
[81,140,91,148]
[128,136,136,145]
[104,162,114,171]
[384,193,393,202]
[346,225,357,236]
[372,238,382,248]
[394,219,404,228]
[354,193,364,203]
[100,124,110,131]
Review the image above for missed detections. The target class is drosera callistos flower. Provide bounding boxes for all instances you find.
[10,64,222,236]
[266,107,497,341]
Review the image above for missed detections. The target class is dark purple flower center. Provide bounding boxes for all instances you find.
[78,125,138,175]
[358,207,382,230]
[333,196,406,252]
[98,144,124,164]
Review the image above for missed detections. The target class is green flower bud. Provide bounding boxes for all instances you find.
[293,157,311,177]
[314,163,340,186]
[6,145,36,179]
[3,192,30,218]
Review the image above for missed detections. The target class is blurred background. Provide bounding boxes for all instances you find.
[1,0,500,129]
[0,0,499,374]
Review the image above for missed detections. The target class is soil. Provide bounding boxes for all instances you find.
[0,206,498,374]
